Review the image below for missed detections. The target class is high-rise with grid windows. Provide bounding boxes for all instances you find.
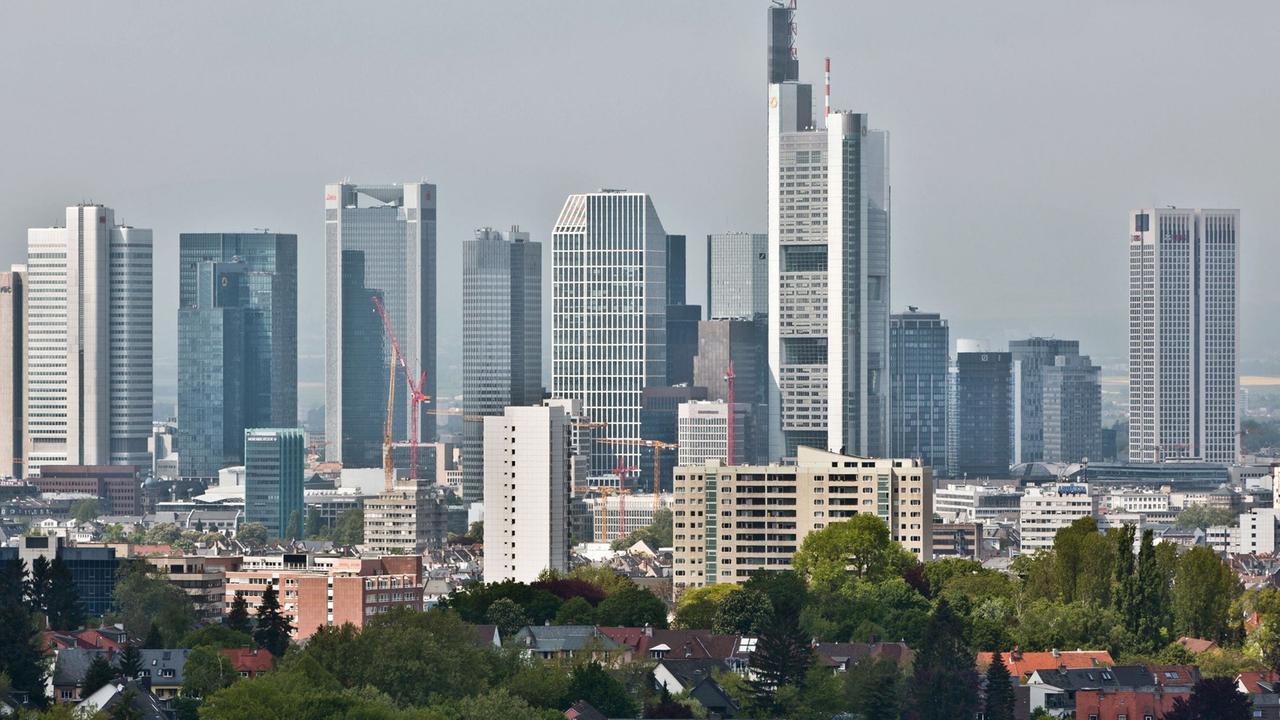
[1128,208,1239,464]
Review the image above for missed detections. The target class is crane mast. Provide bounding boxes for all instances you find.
[371,296,431,481]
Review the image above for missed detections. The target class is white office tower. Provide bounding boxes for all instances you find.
[766,4,890,461]
[25,206,152,469]
[483,405,570,584]
[1128,208,1239,464]
[677,400,751,467]
[551,191,666,474]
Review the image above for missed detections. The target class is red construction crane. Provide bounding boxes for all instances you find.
[610,456,639,539]
[371,296,431,481]
[725,360,736,466]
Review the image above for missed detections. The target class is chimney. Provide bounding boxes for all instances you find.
[644,623,653,638]
[1010,646,1023,662]
[1051,648,1060,658]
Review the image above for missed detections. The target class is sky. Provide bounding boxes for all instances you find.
[1,1,1277,415]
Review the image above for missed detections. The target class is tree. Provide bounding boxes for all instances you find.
[748,617,814,710]
[285,511,302,541]
[144,522,182,545]
[1053,516,1115,605]
[26,555,52,612]
[236,523,270,547]
[984,650,1015,720]
[1173,546,1240,641]
[143,623,165,649]
[304,507,322,539]
[710,587,773,636]
[180,625,253,650]
[227,591,252,635]
[465,521,484,543]
[0,558,47,706]
[71,498,101,524]
[845,657,903,719]
[111,559,195,645]
[485,597,531,638]
[1165,677,1253,720]
[741,569,808,620]
[331,509,364,546]
[643,687,695,718]
[181,645,238,698]
[566,661,637,719]
[82,653,117,697]
[610,508,673,551]
[1176,504,1238,530]
[912,598,979,720]
[253,585,293,657]
[593,584,668,628]
[554,596,596,625]
[672,584,737,630]
[45,558,84,631]
[791,515,914,586]
[118,643,143,679]
[1133,529,1169,651]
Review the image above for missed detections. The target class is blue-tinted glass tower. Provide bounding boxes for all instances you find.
[244,428,305,539]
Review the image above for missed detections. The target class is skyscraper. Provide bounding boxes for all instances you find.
[483,404,570,584]
[706,232,768,320]
[25,206,152,470]
[692,317,768,463]
[178,232,297,481]
[1129,208,1240,464]
[767,5,890,460]
[1042,354,1102,463]
[889,309,949,474]
[551,190,667,474]
[325,183,437,468]
[666,234,687,307]
[1009,337,1080,464]
[244,428,304,540]
[462,226,542,504]
[949,349,1013,478]
[0,266,25,478]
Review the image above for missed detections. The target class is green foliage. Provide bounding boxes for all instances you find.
[425,688,564,720]
[235,522,270,547]
[44,558,84,631]
[286,510,302,541]
[1165,677,1254,720]
[304,507,322,539]
[81,653,116,697]
[912,598,979,720]
[144,522,182,545]
[111,559,195,646]
[802,575,930,645]
[609,509,673,551]
[253,584,293,657]
[594,585,668,628]
[1194,647,1266,678]
[672,584,737,630]
[642,686,695,718]
[143,622,164,649]
[227,591,252,635]
[792,515,914,586]
[567,661,637,719]
[181,645,238,698]
[179,624,253,650]
[712,587,772,635]
[502,660,571,710]
[560,565,635,596]
[485,598,531,638]
[845,657,904,719]
[332,509,364,546]
[1053,517,1115,605]
[1172,546,1240,642]
[1175,504,1238,529]
[1012,599,1133,657]
[464,521,483,543]
[70,498,100,524]
[198,652,400,720]
[984,650,1015,720]
[554,597,596,625]
[442,581,563,626]
[922,557,986,597]
[118,643,142,679]
[748,617,814,712]
[741,569,808,620]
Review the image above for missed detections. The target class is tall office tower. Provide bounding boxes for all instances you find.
[551,191,667,474]
[766,4,890,460]
[325,182,437,468]
[1,266,25,478]
[25,206,152,470]
[640,385,707,493]
[677,400,750,467]
[666,304,702,386]
[482,404,570,584]
[949,350,1014,477]
[693,318,768,463]
[889,309,949,474]
[244,428,305,539]
[1042,354,1102,463]
[461,226,542,504]
[1009,338,1080,464]
[666,234,687,306]
[706,232,768,320]
[1129,208,1240,464]
[178,232,298,481]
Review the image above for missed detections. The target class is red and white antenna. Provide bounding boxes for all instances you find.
[824,56,831,116]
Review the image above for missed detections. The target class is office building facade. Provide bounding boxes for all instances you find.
[767,4,890,460]
[706,232,768,320]
[1009,338,1080,464]
[462,226,541,504]
[551,191,667,474]
[949,351,1014,477]
[693,317,768,464]
[483,405,570,584]
[676,400,751,467]
[889,310,949,474]
[666,304,701,387]
[325,183,437,468]
[1,266,24,478]
[639,386,707,494]
[1128,208,1240,463]
[1042,354,1102,463]
[244,428,304,539]
[25,205,152,470]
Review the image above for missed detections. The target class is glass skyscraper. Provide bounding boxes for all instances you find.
[244,428,305,539]
[706,232,767,320]
[889,310,949,474]
[325,183,437,469]
[462,226,542,504]
[178,232,297,481]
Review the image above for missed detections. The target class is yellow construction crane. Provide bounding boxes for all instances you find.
[596,438,678,514]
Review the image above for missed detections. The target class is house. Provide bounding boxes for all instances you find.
[1175,636,1218,654]
[51,648,190,703]
[564,700,608,720]
[220,648,273,679]
[1238,671,1280,720]
[471,624,502,649]
[44,625,128,654]
[813,642,914,672]
[1024,665,1193,719]
[652,658,739,719]
[597,626,740,662]
[978,648,1114,680]
[75,680,175,720]
[1073,686,1189,720]
[512,625,626,662]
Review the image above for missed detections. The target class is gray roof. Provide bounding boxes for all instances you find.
[1033,665,1155,691]
[513,625,621,653]
[53,648,190,687]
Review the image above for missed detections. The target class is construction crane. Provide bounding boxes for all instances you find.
[725,360,736,466]
[382,346,397,491]
[597,438,678,514]
[607,456,639,539]
[371,296,431,481]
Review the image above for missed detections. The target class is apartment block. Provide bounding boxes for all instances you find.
[1018,484,1098,553]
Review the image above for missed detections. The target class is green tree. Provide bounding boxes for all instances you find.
[1133,529,1169,651]
[465,521,484,543]
[844,657,903,719]
[45,558,85,631]
[332,509,364,546]
[485,597,531,638]
[748,617,814,711]
[226,591,252,635]
[26,555,52,612]
[144,522,182,545]
[236,522,270,547]
[1173,546,1239,641]
[179,625,252,650]
[554,596,596,625]
[285,510,302,541]
[912,598,979,720]
[742,569,808,620]
[643,686,695,718]
[81,652,117,697]
[566,661,637,719]
[253,584,293,657]
[71,498,101,524]
[1175,504,1238,530]
[197,653,382,720]
[1053,516,1115,605]
[593,584,668,628]
[610,508,673,550]
[181,645,238,698]
[712,587,773,635]
[791,515,914,586]
[111,559,195,645]
[304,507,322,539]
[984,650,1015,720]
[143,622,164,649]
[672,584,737,630]
[118,643,143,679]
[502,661,571,710]
[1165,677,1253,720]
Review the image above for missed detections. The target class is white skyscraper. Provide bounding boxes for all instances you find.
[25,205,153,469]
[483,404,570,584]
[766,5,890,461]
[551,190,666,474]
[1128,208,1239,464]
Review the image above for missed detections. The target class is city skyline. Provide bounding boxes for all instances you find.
[1,2,1275,416]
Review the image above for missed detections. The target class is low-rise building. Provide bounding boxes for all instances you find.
[30,465,143,515]
[363,480,447,555]
[934,483,1022,523]
[1019,484,1098,554]
[932,522,983,560]
[144,554,226,624]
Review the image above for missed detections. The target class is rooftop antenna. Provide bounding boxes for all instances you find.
[824,57,831,116]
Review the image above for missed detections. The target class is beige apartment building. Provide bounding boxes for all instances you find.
[672,447,932,596]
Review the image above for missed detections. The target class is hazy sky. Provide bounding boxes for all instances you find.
[2,1,1277,412]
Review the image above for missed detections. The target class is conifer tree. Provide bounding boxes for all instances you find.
[253,585,293,657]
[227,591,252,635]
[984,650,1015,720]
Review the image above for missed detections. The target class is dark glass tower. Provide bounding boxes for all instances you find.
[950,351,1013,477]
[889,310,949,474]
[244,428,305,539]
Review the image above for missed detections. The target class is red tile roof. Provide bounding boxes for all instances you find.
[1238,670,1280,694]
[1176,637,1219,654]
[221,648,273,676]
[976,650,1114,678]
[596,627,740,661]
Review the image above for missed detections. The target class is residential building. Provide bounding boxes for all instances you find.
[29,465,142,515]
[362,480,447,555]
[461,226,541,505]
[144,554,226,624]
[51,649,190,703]
[325,182,437,468]
[552,190,667,475]
[1231,508,1278,556]
[767,4,890,461]
[244,428,304,539]
[676,400,751,467]
[672,447,931,594]
[512,625,626,663]
[0,266,24,478]
[1042,354,1103,463]
[1128,208,1240,463]
[889,309,949,473]
[25,205,152,470]
[693,317,768,464]
[706,232,767,320]
[1019,484,1098,553]
[483,405,571,584]
[949,349,1014,477]
[932,521,983,560]
[178,232,297,482]
[934,483,1023,522]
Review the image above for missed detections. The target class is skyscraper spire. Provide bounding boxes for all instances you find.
[824,56,831,116]
[767,1,799,84]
